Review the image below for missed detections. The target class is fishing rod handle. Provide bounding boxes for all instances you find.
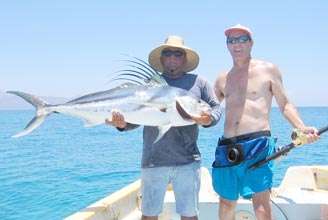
[291,125,328,146]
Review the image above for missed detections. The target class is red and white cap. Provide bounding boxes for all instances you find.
[225,24,252,38]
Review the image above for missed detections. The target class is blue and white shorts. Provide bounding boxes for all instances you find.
[141,162,200,217]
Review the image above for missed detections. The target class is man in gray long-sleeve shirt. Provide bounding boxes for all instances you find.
[106,36,221,220]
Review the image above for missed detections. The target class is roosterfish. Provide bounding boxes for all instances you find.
[8,58,212,142]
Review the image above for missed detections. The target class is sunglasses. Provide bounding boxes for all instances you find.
[162,50,185,57]
[226,35,251,44]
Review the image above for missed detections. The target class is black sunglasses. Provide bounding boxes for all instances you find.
[162,50,185,57]
[226,35,251,44]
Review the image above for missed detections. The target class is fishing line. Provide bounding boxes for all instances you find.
[270,198,288,220]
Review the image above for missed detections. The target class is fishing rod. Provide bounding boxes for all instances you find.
[248,125,328,171]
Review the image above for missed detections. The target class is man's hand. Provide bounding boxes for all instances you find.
[291,127,320,146]
[190,111,212,126]
[105,111,127,129]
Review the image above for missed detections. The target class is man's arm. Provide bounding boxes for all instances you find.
[270,64,319,143]
[213,73,226,103]
[199,79,222,127]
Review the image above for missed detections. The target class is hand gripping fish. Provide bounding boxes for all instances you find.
[8,58,211,142]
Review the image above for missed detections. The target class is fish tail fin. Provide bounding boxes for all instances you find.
[7,91,52,138]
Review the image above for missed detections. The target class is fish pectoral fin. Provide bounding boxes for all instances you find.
[153,124,172,143]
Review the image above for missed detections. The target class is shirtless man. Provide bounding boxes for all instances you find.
[211,24,320,220]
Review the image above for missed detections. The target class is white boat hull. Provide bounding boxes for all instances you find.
[65,166,328,220]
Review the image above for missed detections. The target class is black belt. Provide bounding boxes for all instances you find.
[218,130,271,146]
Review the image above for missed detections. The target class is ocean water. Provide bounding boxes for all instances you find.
[0,107,328,220]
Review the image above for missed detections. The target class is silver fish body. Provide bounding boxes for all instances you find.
[8,84,211,142]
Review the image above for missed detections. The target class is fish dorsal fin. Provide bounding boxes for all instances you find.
[109,56,168,86]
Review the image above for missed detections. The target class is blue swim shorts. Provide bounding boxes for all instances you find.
[141,162,200,217]
[212,133,275,200]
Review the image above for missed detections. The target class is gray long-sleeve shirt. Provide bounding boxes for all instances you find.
[122,73,222,168]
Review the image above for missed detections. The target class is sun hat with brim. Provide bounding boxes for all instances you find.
[225,24,252,38]
[148,36,199,73]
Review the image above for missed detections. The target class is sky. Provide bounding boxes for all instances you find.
[1,0,327,106]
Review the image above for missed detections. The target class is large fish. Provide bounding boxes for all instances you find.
[8,58,211,142]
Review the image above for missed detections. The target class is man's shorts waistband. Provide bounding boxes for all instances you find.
[218,130,271,146]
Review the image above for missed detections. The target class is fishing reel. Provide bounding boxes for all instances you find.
[291,129,307,146]
[226,144,244,165]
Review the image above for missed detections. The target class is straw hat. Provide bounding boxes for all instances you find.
[225,24,252,38]
[148,36,199,73]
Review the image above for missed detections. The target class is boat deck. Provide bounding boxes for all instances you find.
[65,166,328,220]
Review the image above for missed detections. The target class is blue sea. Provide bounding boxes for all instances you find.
[1,107,328,220]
